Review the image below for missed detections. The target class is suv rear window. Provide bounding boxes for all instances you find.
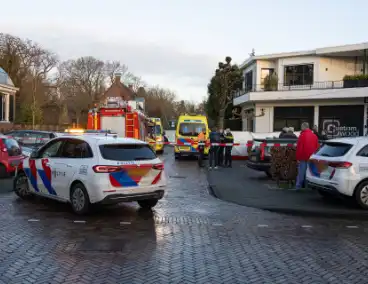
[99,144,157,161]
[315,142,353,157]
[2,138,21,156]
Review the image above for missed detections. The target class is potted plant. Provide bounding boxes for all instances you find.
[264,73,278,91]
[343,74,368,88]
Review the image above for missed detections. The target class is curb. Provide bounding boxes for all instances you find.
[207,177,368,220]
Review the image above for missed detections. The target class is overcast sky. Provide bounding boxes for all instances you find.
[1,0,367,102]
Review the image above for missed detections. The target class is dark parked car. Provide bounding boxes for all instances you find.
[246,138,298,177]
[5,130,59,148]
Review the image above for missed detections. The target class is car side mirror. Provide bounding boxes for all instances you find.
[30,150,38,159]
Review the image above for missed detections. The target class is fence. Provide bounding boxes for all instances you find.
[11,124,72,132]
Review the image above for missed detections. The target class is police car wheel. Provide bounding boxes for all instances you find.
[14,172,33,199]
[70,183,90,215]
[138,198,158,209]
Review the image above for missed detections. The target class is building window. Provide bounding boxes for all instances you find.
[244,71,253,92]
[273,106,314,131]
[319,105,363,138]
[261,68,274,89]
[284,64,314,86]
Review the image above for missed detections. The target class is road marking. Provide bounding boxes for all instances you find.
[257,224,269,228]
[346,225,359,229]
[301,225,313,228]
[73,220,86,224]
[212,223,223,226]
[120,221,131,225]
[28,219,39,222]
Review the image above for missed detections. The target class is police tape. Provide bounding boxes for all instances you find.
[11,137,298,147]
[147,141,297,147]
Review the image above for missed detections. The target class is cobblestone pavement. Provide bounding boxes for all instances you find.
[1,148,368,283]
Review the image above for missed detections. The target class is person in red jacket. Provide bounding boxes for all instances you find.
[295,122,319,189]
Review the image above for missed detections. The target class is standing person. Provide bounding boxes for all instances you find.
[209,127,220,169]
[283,127,297,138]
[312,125,322,140]
[224,128,234,167]
[295,122,319,189]
[218,129,225,166]
[320,130,328,141]
[279,127,289,138]
[197,129,206,167]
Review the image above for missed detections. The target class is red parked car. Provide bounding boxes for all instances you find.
[0,135,24,178]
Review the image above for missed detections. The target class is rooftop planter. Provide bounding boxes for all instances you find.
[343,74,368,88]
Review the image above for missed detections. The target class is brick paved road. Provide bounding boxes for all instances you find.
[1,148,368,283]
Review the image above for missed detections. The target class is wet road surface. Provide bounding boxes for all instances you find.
[1,147,368,283]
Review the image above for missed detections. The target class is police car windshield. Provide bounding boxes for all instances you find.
[99,144,157,161]
[315,142,353,157]
[179,123,206,136]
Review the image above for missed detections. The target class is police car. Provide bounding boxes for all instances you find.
[307,137,368,209]
[13,135,166,214]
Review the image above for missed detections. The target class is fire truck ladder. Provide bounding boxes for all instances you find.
[125,112,138,139]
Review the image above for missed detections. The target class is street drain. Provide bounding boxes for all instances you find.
[169,176,187,179]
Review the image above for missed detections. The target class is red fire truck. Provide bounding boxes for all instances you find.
[86,98,153,141]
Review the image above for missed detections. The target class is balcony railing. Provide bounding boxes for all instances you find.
[234,80,345,98]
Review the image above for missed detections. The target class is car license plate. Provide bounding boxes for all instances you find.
[180,147,190,151]
[251,156,257,161]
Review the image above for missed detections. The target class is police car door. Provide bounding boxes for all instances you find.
[52,138,89,200]
[34,139,64,197]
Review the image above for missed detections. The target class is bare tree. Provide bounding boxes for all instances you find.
[104,60,128,84]
[29,45,58,128]
[58,56,106,124]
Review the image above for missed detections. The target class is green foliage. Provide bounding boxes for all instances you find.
[264,73,279,91]
[16,104,43,124]
[343,74,368,80]
[206,56,243,127]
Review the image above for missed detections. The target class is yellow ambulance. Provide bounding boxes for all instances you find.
[174,114,209,159]
[147,118,165,154]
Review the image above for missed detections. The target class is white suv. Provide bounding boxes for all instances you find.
[307,137,368,209]
[13,135,166,214]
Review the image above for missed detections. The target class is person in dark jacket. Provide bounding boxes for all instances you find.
[279,127,288,138]
[283,127,297,138]
[224,128,234,167]
[209,127,220,169]
[320,130,328,141]
[218,129,225,166]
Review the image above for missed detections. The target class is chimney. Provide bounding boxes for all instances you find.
[114,72,122,84]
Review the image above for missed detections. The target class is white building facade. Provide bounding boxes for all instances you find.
[234,42,368,138]
[0,68,18,128]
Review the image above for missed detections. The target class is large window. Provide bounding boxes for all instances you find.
[260,68,274,89]
[273,106,314,131]
[244,71,253,92]
[284,64,314,86]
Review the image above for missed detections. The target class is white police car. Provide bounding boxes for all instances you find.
[13,135,166,214]
[307,137,368,209]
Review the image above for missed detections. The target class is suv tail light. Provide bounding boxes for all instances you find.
[152,163,164,170]
[92,165,121,173]
[328,161,352,168]
[1,147,7,152]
